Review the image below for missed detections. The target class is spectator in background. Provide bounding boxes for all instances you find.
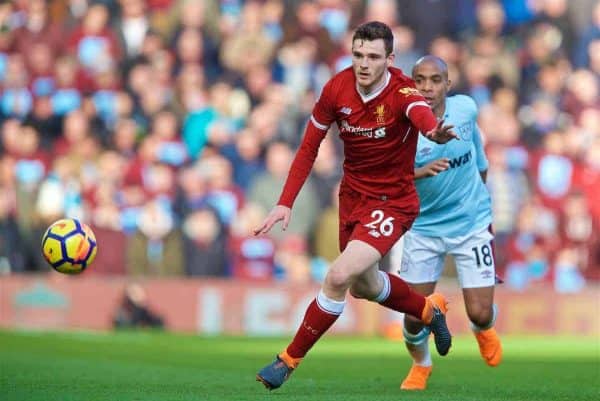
[486,143,530,260]
[148,109,188,167]
[113,283,165,329]
[396,0,458,52]
[248,141,319,242]
[275,234,312,283]
[220,128,265,191]
[126,199,184,276]
[282,0,336,63]
[66,3,121,90]
[573,1,600,68]
[181,206,228,277]
[182,80,242,160]
[24,90,63,148]
[53,109,91,157]
[311,134,342,209]
[111,118,139,157]
[0,188,25,273]
[51,56,83,116]
[220,1,276,76]
[1,54,33,119]
[392,25,422,74]
[535,0,575,53]
[561,69,600,122]
[229,202,275,281]
[530,130,578,210]
[13,0,64,57]
[0,0,595,286]
[313,181,340,264]
[169,0,221,81]
[200,154,244,227]
[115,0,150,62]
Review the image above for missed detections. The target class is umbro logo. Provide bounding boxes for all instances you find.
[481,270,493,279]
[420,147,432,155]
[368,229,381,238]
[339,107,352,115]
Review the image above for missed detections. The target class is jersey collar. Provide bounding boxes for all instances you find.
[356,70,391,103]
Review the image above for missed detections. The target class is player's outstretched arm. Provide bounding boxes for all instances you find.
[254,205,291,235]
[404,100,457,144]
[415,158,450,179]
[424,120,458,144]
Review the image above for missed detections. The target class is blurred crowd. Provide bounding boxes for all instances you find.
[0,0,598,292]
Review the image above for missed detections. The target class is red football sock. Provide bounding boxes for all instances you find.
[378,272,426,319]
[286,296,342,359]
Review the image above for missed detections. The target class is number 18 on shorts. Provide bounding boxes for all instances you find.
[397,226,496,288]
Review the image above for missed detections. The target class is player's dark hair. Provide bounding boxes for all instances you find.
[352,21,394,56]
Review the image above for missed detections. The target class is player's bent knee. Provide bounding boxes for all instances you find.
[325,267,352,292]
[467,306,494,328]
[348,282,375,299]
[348,286,366,299]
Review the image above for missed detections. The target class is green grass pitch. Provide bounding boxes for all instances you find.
[1,330,598,401]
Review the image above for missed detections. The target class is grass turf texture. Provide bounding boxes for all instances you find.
[1,330,598,401]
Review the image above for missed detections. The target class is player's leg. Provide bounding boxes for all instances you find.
[348,199,451,357]
[257,239,381,390]
[395,231,446,389]
[463,286,501,366]
[348,251,451,359]
[452,227,502,367]
[348,261,428,321]
[349,262,447,331]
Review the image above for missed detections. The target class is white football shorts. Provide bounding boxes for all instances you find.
[393,226,496,288]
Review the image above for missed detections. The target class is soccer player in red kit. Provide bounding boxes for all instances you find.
[254,21,458,390]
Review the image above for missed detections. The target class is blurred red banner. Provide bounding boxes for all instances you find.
[0,275,597,336]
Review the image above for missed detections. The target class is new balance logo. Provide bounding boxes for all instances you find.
[368,229,381,238]
[339,107,352,115]
[374,127,386,139]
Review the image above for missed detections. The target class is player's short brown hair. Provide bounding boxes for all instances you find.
[352,21,394,56]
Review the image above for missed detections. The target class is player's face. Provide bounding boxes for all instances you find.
[412,62,450,111]
[351,39,393,93]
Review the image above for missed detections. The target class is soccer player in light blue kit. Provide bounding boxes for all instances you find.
[394,56,502,390]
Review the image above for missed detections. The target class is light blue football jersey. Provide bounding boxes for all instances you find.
[411,95,492,237]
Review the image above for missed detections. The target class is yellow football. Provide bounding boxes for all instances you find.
[41,218,98,274]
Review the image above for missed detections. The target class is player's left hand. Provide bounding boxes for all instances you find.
[425,120,458,144]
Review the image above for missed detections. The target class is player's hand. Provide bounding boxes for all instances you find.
[425,120,457,144]
[253,205,291,235]
[415,158,450,179]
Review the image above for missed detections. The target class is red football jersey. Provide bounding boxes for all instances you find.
[278,66,436,208]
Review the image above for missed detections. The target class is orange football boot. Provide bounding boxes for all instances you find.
[474,327,502,367]
[400,364,433,390]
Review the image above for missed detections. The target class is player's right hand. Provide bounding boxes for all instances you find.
[415,158,450,178]
[253,205,291,235]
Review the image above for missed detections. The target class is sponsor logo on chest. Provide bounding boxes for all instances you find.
[338,103,393,139]
[340,120,387,139]
[448,150,472,169]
